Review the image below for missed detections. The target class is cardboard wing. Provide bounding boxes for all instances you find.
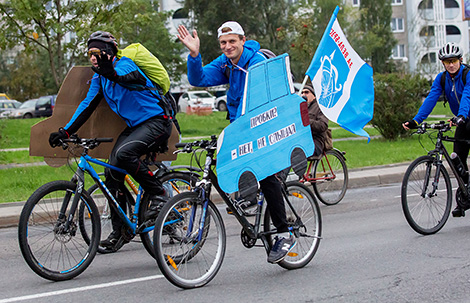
[30,66,178,167]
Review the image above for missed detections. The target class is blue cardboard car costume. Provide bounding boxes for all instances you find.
[216,54,315,194]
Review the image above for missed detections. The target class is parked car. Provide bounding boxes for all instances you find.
[214,91,228,112]
[178,90,216,113]
[7,99,38,119]
[34,95,56,117]
[0,100,21,116]
[0,93,11,100]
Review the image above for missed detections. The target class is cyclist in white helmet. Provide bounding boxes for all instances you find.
[403,42,470,217]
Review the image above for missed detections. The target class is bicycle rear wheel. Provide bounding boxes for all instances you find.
[18,180,100,281]
[401,155,452,235]
[139,172,197,258]
[312,149,348,205]
[264,181,322,269]
[154,192,226,289]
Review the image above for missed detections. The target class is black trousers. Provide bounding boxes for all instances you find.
[260,175,289,233]
[105,117,172,233]
[454,119,470,174]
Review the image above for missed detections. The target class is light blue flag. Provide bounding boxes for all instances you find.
[306,6,374,141]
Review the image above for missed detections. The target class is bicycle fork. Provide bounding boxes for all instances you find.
[55,168,87,235]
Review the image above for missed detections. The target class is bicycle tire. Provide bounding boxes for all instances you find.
[139,172,197,258]
[80,183,134,254]
[401,155,452,235]
[312,149,348,205]
[264,181,322,269]
[153,192,226,289]
[18,180,100,281]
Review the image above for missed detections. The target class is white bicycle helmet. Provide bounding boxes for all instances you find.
[438,42,462,60]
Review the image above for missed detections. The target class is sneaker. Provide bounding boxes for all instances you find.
[452,205,466,217]
[144,195,167,221]
[100,230,121,248]
[226,198,257,215]
[267,233,296,264]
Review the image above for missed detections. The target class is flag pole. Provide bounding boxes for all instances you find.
[297,75,309,96]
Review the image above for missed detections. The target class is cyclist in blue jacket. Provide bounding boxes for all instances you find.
[177,21,296,263]
[403,42,470,217]
[49,31,172,249]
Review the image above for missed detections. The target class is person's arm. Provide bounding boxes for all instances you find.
[187,54,229,88]
[310,112,329,134]
[93,55,147,86]
[64,76,104,134]
[457,75,470,118]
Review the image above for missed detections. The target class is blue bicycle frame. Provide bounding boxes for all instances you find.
[76,154,154,235]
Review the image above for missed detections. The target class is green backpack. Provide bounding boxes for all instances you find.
[117,43,171,94]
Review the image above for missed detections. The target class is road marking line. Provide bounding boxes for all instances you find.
[0,275,165,303]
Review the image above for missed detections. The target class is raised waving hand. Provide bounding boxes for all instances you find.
[177,25,200,58]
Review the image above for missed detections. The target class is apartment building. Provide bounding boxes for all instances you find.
[348,0,469,77]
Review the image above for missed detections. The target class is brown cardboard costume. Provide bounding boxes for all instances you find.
[30,66,178,167]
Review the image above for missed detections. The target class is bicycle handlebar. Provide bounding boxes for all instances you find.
[61,135,114,150]
[174,135,218,154]
[415,121,452,134]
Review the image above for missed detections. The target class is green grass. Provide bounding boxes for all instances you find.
[0,104,457,203]
[0,118,46,149]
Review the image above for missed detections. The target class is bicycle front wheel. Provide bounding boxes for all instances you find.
[401,156,452,235]
[139,172,197,258]
[264,181,322,269]
[154,192,226,289]
[18,180,100,281]
[312,149,348,205]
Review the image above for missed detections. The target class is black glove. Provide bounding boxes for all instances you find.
[452,115,466,126]
[91,53,118,81]
[49,128,69,147]
[404,119,418,129]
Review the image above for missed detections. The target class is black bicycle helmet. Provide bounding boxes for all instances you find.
[438,42,462,60]
[87,31,118,53]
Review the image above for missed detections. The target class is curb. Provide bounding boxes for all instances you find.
[0,163,410,229]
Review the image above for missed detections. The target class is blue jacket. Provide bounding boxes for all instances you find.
[65,56,165,133]
[187,40,266,122]
[414,66,470,124]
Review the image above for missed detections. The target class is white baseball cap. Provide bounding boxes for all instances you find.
[217,21,245,38]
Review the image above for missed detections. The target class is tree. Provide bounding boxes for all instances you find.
[0,51,56,101]
[357,0,396,73]
[182,0,291,63]
[372,73,430,140]
[283,0,352,80]
[0,0,184,91]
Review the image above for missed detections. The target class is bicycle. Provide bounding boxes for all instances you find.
[401,121,470,235]
[18,135,197,281]
[152,135,322,289]
[85,161,201,254]
[297,148,349,205]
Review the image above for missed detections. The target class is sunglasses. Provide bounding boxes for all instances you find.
[443,58,459,65]
[87,49,103,58]
[301,90,311,95]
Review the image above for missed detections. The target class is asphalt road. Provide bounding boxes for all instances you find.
[1,183,470,303]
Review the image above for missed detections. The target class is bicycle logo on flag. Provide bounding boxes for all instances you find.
[317,50,342,109]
